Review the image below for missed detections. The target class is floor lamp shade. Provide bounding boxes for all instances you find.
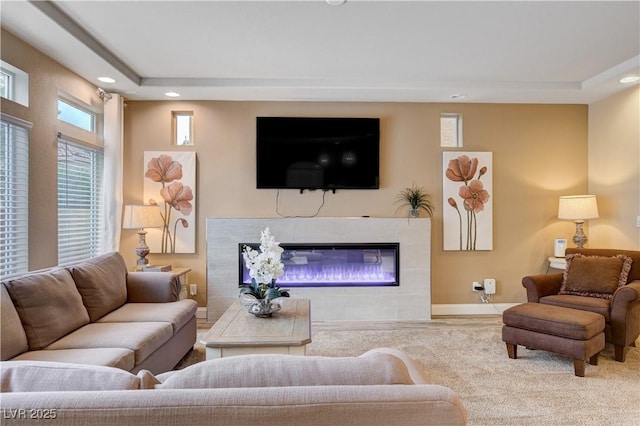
[558,195,599,248]
[122,205,164,269]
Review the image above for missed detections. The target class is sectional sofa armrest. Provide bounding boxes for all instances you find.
[126,272,180,303]
[521,273,563,302]
[364,347,431,384]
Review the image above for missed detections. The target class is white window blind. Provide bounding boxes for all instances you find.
[57,135,104,266]
[0,114,30,279]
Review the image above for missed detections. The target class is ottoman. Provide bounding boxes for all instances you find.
[502,303,605,377]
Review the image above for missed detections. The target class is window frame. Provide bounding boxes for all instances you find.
[56,94,104,266]
[57,97,96,133]
[440,113,463,148]
[172,111,194,146]
[0,68,14,100]
[0,60,29,107]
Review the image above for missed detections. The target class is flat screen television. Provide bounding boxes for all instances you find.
[256,117,380,190]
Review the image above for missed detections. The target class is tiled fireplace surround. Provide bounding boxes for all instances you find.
[206,217,431,322]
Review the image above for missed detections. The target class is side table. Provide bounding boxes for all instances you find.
[547,257,567,272]
[170,267,191,299]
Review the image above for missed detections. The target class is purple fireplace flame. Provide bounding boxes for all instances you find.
[239,243,399,287]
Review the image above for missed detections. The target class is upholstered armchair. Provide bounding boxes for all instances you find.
[522,248,640,362]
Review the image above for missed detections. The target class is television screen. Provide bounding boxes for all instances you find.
[256,117,380,190]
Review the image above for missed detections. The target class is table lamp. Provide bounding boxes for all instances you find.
[122,205,164,269]
[557,195,599,248]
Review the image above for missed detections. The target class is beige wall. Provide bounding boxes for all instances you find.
[14,29,638,309]
[1,30,103,271]
[588,85,640,249]
[123,100,589,306]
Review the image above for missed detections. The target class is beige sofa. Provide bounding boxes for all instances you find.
[1,252,197,374]
[0,348,467,425]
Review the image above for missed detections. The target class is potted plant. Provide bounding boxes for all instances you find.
[239,227,290,317]
[395,184,434,218]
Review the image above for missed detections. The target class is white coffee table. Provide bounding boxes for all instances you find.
[200,298,311,360]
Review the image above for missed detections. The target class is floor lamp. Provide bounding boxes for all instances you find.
[558,195,599,249]
[122,205,164,270]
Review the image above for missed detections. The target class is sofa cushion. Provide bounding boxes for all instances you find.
[97,300,198,333]
[46,322,173,365]
[3,269,90,350]
[0,284,29,360]
[540,294,611,322]
[560,253,633,299]
[0,361,154,392]
[11,348,135,371]
[68,252,128,321]
[155,351,414,389]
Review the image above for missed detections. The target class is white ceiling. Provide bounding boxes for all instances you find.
[2,0,639,103]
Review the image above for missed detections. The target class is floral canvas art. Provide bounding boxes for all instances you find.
[143,151,196,253]
[443,152,493,251]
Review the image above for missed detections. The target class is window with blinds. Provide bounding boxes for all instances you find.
[57,137,104,266]
[0,115,30,279]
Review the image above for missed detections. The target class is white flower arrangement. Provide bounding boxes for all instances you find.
[241,227,285,286]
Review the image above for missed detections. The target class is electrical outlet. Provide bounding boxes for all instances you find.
[472,281,483,292]
[483,278,496,295]
[189,284,197,296]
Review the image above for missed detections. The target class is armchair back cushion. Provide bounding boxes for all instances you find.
[566,248,640,283]
[3,269,90,350]
[560,253,632,299]
[68,252,128,321]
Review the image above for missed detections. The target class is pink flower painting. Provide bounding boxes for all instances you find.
[443,153,493,251]
[143,152,196,254]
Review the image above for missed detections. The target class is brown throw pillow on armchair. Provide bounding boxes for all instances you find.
[560,253,633,299]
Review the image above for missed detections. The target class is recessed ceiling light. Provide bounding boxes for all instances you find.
[450,94,467,100]
[326,0,347,5]
[98,76,116,84]
[165,92,181,98]
[619,76,640,84]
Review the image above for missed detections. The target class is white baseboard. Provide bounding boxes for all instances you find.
[197,304,517,319]
[432,303,518,316]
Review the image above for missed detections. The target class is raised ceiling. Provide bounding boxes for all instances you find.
[2,0,639,103]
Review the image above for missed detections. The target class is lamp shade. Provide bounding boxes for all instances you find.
[558,195,599,220]
[122,205,164,229]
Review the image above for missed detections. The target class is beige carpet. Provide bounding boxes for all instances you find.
[181,317,640,425]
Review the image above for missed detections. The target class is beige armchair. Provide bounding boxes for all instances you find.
[522,248,640,362]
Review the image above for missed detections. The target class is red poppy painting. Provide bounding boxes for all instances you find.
[143,151,196,253]
[443,152,493,251]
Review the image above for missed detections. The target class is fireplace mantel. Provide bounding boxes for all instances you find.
[206,217,431,322]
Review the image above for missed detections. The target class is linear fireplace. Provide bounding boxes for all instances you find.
[207,217,431,322]
[239,243,399,287]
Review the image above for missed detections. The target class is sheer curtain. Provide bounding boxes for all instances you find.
[101,93,124,253]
